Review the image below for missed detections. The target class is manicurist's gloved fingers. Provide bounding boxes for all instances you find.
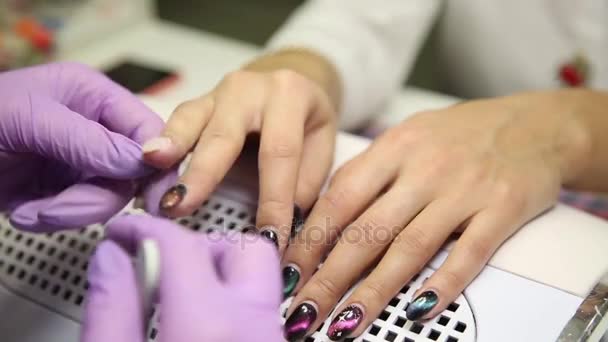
[218,233,282,306]
[81,240,144,342]
[14,100,149,179]
[9,178,136,232]
[51,62,179,214]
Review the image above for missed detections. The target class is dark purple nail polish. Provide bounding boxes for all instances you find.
[327,304,364,341]
[159,184,186,211]
[284,302,317,341]
[260,228,279,248]
[291,204,304,237]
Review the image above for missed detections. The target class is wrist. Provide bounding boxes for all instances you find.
[556,89,608,191]
[243,48,342,114]
[497,90,593,186]
[543,89,594,187]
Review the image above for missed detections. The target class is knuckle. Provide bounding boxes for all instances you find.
[259,139,298,160]
[390,116,434,146]
[399,227,432,258]
[318,186,358,213]
[258,198,292,217]
[331,157,364,185]
[311,276,343,299]
[221,70,251,87]
[356,213,392,241]
[171,100,199,120]
[363,281,391,303]
[272,69,311,93]
[417,149,454,181]
[360,214,384,231]
[439,268,467,290]
[205,126,238,144]
[462,236,494,263]
[492,180,527,215]
[463,160,494,186]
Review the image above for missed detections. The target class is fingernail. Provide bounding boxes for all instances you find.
[406,290,438,321]
[242,225,257,234]
[291,204,304,237]
[282,264,300,298]
[260,228,279,248]
[284,301,318,341]
[142,137,172,154]
[159,184,187,211]
[327,304,365,341]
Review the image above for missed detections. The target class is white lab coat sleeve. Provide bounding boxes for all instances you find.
[266,0,442,130]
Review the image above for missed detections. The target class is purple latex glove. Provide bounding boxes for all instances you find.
[81,214,283,342]
[0,63,177,231]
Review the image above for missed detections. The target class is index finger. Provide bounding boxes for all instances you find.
[255,92,308,251]
[56,63,166,144]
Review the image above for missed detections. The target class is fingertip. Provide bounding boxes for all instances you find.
[157,182,202,218]
[105,213,183,252]
[94,131,152,179]
[221,234,282,305]
[141,167,179,216]
[142,136,173,154]
[37,179,135,228]
[141,137,184,170]
[9,210,38,231]
[88,240,133,281]
[9,198,58,232]
[82,240,144,342]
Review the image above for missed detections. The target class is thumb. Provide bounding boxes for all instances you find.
[9,178,135,233]
[17,98,150,179]
[81,240,144,342]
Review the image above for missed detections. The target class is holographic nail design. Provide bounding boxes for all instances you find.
[327,304,364,341]
[291,205,304,237]
[284,302,318,341]
[159,184,186,211]
[260,228,279,248]
[282,264,300,298]
[406,290,438,321]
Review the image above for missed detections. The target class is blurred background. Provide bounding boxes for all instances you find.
[0,0,437,90]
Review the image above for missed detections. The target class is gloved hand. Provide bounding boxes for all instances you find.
[81,214,283,342]
[0,63,177,232]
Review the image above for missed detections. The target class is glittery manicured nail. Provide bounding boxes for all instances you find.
[284,302,318,341]
[282,264,300,298]
[406,290,438,321]
[327,304,364,341]
[291,205,304,237]
[159,184,186,211]
[260,228,279,248]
